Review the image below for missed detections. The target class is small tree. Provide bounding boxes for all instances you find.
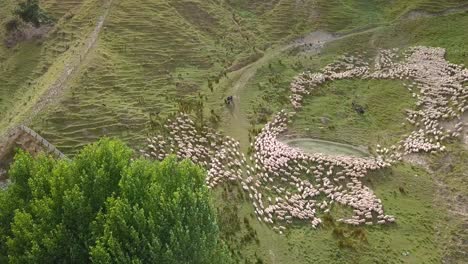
[14,0,52,27]
[4,18,20,32]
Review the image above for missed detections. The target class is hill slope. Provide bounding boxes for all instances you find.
[0,1,467,263]
[2,0,465,153]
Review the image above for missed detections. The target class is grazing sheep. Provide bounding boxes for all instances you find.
[139,46,466,231]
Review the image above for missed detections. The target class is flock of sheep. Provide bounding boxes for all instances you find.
[141,46,466,232]
[290,46,467,157]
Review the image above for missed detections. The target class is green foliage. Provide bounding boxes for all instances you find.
[0,138,231,263]
[4,18,20,32]
[14,0,52,27]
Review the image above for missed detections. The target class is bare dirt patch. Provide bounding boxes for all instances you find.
[280,137,369,157]
[4,24,52,48]
[403,153,432,172]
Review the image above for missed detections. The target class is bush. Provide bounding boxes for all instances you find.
[4,18,20,32]
[14,0,52,27]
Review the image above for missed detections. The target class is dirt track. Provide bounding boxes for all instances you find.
[24,0,114,125]
[281,138,369,157]
[0,0,114,139]
[218,4,468,152]
[218,28,380,148]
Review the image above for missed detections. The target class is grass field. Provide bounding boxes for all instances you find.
[282,138,370,157]
[314,0,467,32]
[292,79,415,147]
[216,164,443,263]
[31,0,227,153]
[234,12,468,147]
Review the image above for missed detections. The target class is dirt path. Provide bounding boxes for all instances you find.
[0,0,113,139]
[24,0,113,124]
[281,137,369,157]
[218,4,468,149]
[400,3,468,21]
[218,27,383,148]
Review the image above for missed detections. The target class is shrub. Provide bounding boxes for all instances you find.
[14,0,52,27]
[4,18,20,32]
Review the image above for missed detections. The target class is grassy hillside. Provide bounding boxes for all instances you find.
[237,12,468,144]
[212,10,468,263]
[314,0,467,32]
[217,164,444,263]
[1,0,465,152]
[293,79,415,147]
[32,0,242,153]
[28,0,323,154]
[0,0,101,131]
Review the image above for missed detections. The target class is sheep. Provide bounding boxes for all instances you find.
[139,46,466,231]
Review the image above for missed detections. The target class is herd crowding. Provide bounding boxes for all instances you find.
[141,46,467,233]
[290,46,467,157]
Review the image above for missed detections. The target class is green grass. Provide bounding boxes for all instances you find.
[429,143,468,262]
[32,0,232,154]
[0,0,102,131]
[216,164,444,263]
[321,12,468,65]
[314,0,389,32]
[40,0,86,19]
[292,79,415,147]
[213,10,468,263]
[235,12,468,148]
[0,42,42,117]
[283,138,370,157]
[314,0,467,33]
[2,0,465,153]
[29,0,326,154]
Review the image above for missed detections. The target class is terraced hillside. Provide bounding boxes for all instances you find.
[15,0,462,155]
[32,1,230,152]
[0,0,103,130]
[1,0,465,154]
[314,0,467,32]
[40,0,85,18]
[30,0,321,154]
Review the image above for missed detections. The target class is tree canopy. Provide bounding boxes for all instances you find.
[0,138,231,263]
[14,0,52,27]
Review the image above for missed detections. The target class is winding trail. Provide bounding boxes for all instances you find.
[218,31,338,149]
[218,28,379,149]
[217,4,468,151]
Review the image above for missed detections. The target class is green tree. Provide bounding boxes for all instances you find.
[0,138,231,263]
[14,0,52,27]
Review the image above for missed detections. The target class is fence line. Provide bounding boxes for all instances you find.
[5,125,67,159]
